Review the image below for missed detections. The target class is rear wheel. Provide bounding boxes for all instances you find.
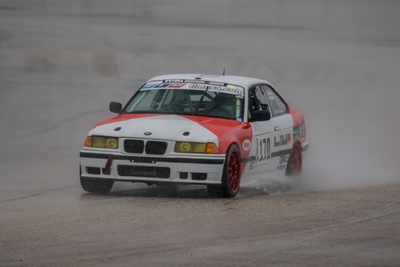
[207,144,241,198]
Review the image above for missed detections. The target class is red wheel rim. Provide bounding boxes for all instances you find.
[290,145,302,175]
[228,150,241,192]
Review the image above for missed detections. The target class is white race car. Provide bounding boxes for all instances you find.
[80,74,308,197]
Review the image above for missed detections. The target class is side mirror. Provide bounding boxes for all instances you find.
[252,110,271,121]
[109,101,122,113]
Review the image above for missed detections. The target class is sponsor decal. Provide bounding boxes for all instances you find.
[188,83,210,90]
[188,84,244,97]
[276,154,289,171]
[242,139,251,151]
[205,81,227,86]
[220,86,244,96]
[276,164,286,171]
[279,154,289,164]
[163,79,227,87]
[168,83,186,88]
[155,83,172,88]
[274,133,291,147]
[164,79,185,83]
[227,84,242,91]
[144,80,245,97]
[141,82,161,89]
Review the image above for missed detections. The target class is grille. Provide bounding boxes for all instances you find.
[124,140,144,153]
[124,140,167,155]
[145,141,167,155]
[118,165,170,178]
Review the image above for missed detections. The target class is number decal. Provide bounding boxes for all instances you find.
[256,137,271,161]
[249,134,271,171]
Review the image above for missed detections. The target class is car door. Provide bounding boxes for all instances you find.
[262,85,293,172]
[248,85,282,175]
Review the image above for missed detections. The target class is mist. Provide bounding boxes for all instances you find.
[1,0,399,197]
[1,1,400,265]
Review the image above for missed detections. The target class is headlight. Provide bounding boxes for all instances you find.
[84,136,119,149]
[175,142,219,154]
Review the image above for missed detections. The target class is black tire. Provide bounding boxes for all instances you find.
[207,144,241,198]
[79,167,114,195]
[80,177,114,194]
[80,166,114,194]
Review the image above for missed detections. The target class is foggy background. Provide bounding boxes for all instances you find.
[1,0,400,266]
[1,0,399,195]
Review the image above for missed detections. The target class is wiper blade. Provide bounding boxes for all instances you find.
[192,86,210,115]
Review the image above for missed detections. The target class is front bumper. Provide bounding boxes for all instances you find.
[80,150,225,185]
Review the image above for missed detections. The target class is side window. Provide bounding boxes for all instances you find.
[248,86,270,120]
[262,85,287,117]
[250,86,269,110]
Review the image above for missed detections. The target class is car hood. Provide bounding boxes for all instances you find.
[89,114,219,143]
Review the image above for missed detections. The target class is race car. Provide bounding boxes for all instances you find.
[80,74,308,197]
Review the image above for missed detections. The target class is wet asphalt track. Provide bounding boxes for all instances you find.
[1,1,400,266]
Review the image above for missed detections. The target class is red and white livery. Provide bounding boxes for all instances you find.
[80,74,308,197]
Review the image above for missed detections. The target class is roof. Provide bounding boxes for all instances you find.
[147,74,271,88]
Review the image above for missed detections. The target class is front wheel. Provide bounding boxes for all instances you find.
[80,177,114,194]
[207,144,241,198]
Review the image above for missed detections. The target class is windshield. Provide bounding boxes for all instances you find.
[123,81,245,121]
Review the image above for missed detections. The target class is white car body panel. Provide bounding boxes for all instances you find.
[81,115,224,184]
[79,74,308,195]
[90,115,219,143]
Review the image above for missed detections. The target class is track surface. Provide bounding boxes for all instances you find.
[1,1,400,266]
